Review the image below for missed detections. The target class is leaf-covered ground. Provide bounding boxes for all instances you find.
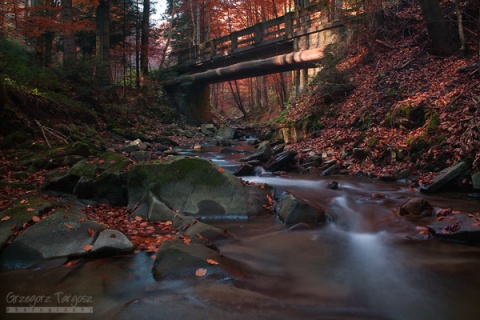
[285,1,479,187]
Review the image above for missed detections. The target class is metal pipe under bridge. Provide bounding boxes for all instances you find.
[163,3,349,121]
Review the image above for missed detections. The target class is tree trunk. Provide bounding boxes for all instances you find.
[96,0,112,86]
[159,0,175,71]
[61,0,77,68]
[0,74,6,110]
[418,0,458,56]
[140,0,150,80]
[455,0,466,57]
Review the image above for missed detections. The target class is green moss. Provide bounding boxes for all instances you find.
[426,112,440,133]
[366,136,378,147]
[129,157,228,189]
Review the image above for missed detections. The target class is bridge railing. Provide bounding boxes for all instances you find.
[174,3,341,68]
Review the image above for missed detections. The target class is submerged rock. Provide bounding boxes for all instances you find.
[152,241,245,281]
[428,214,480,245]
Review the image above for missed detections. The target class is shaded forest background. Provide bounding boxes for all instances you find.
[0,0,479,189]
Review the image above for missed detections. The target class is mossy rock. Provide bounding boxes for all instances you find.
[0,131,30,149]
[0,195,58,250]
[127,157,268,217]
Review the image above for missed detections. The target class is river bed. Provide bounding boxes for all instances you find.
[1,145,480,320]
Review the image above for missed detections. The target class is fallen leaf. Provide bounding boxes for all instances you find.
[195,268,207,277]
[32,216,40,222]
[217,167,225,173]
[134,216,143,222]
[472,221,480,227]
[27,207,35,212]
[109,233,117,238]
[64,261,78,268]
[165,221,173,226]
[83,244,93,251]
[207,259,219,265]
[10,223,17,230]
[64,223,74,230]
[1,215,11,221]
[20,199,27,204]
[88,228,95,237]
[79,217,85,222]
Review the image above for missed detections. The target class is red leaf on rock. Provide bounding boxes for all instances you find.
[32,216,40,222]
[88,228,95,237]
[207,259,219,265]
[1,216,11,221]
[83,244,93,251]
[64,223,74,230]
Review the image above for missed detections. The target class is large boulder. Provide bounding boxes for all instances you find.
[0,196,57,250]
[127,157,268,217]
[420,161,469,194]
[0,206,104,269]
[43,153,131,205]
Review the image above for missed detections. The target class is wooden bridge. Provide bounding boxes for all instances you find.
[164,3,349,120]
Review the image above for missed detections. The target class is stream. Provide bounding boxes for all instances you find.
[1,144,480,320]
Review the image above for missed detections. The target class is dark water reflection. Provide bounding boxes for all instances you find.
[1,146,480,319]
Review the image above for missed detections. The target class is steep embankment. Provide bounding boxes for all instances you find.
[284,2,479,188]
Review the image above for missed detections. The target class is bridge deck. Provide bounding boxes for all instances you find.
[173,4,342,75]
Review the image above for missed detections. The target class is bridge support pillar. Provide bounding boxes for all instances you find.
[165,82,212,122]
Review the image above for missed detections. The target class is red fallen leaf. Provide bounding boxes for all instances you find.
[22,222,29,228]
[10,223,17,230]
[64,223,74,230]
[79,217,85,222]
[134,216,143,222]
[151,255,156,259]
[472,221,480,227]
[183,237,191,245]
[109,233,117,238]
[98,159,105,164]
[196,233,207,240]
[83,244,93,251]
[88,228,95,237]
[20,199,27,204]
[27,207,35,212]
[195,268,207,277]
[437,216,445,221]
[164,221,173,226]
[217,167,225,173]
[1,215,11,221]
[109,160,117,164]
[64,260,78,268]
[207,259,219,265]
[32,216,41,222]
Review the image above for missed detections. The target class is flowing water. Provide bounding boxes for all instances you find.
[1,144,480,320]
